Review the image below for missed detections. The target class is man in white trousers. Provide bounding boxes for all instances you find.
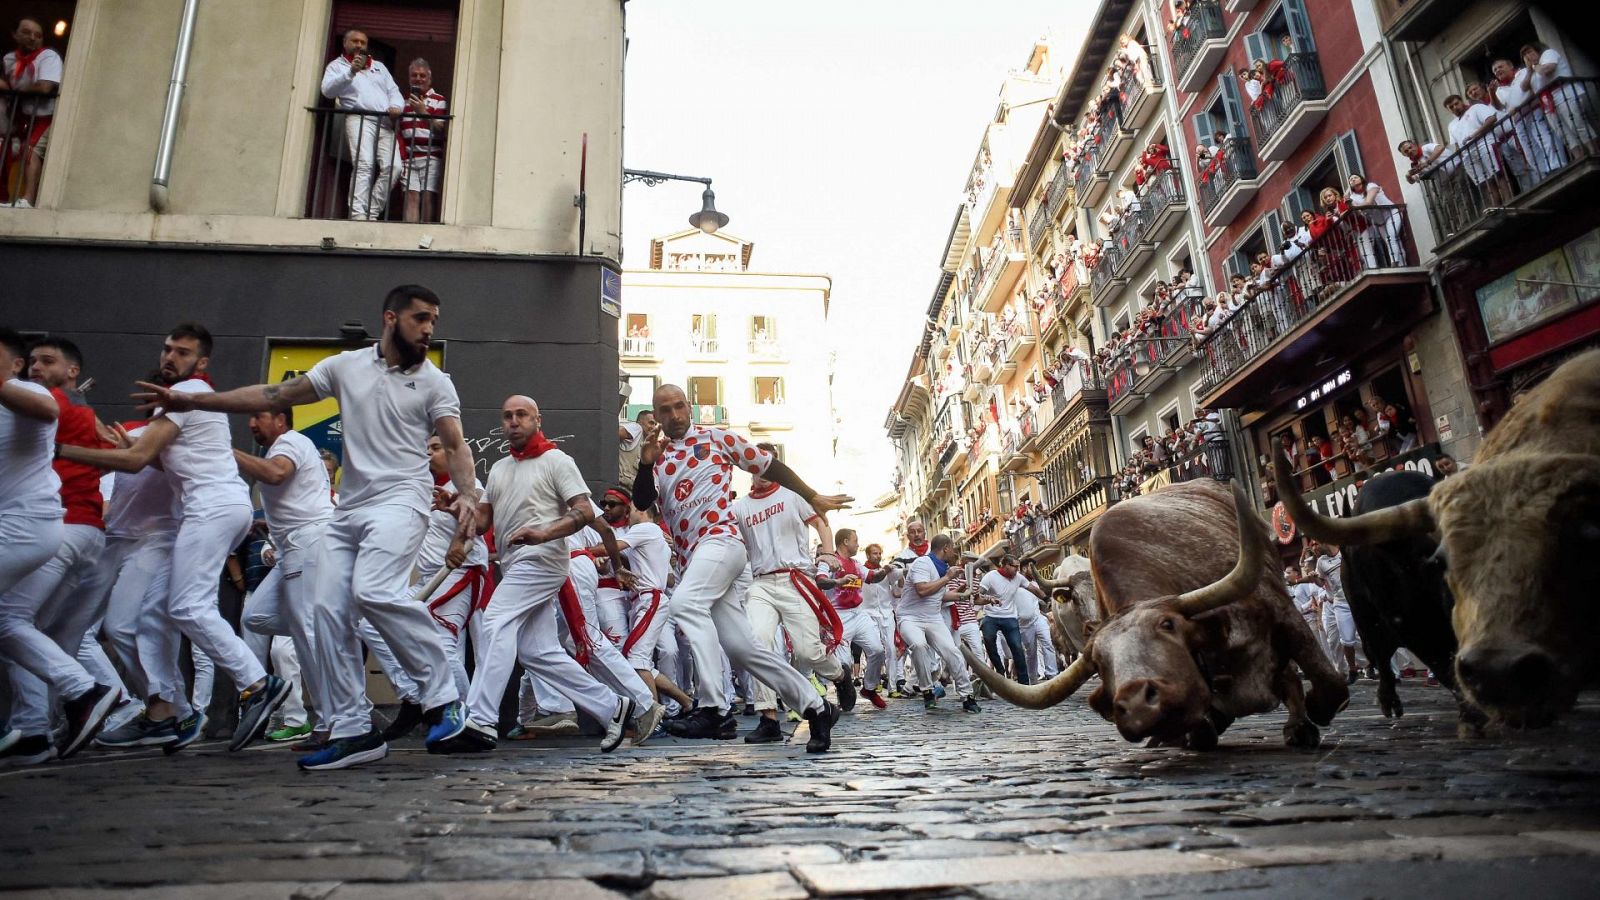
[0,329,120,765]
[890,521,931,696]
[233,407,333,748]
[128,287,480,770]
[633,384,852,752]
[59,324,289,754]
[859,543,900,696]
[436,395,647,754]
[320,29,403,221]
[1010,559,1059,683]
[732,466,846,745]
[902,535,981,714]
[594,490,692,715]
[816,528,887,711]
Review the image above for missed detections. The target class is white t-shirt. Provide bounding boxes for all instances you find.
[415,477,488,574]
[860,565,895,615]
[1533,48,1578,93]
[978,570,1027,620]
[617,420,645,487]
[0,379,62,518]
[484,447,590,574]
[902,554,949,622]
[305,346,461,513]
[567,527,602,597]
[654,425,773,561]
[102,427,177,538]
[1495,71,1535,111]
[320,54,404,116]
[1289,581,1328,619]
[258,430,334,545]
[2,47,62,116]
[159,379,250,511]
[621,520,672,594]
[1316,553,1346,602]
[732,484,819,575]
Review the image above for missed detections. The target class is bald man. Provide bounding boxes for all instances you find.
[437,396,656,754]
[631,384,854,752]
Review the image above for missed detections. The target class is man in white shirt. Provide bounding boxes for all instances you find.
[594,492,678,704]
[1314,544,1360,684]
[1525,42,1596,156]
[1287,564,1329,634]
[816,528,888,710]
[0,328,121,764]
[1014,560,1059,682]
[1444,93,1504,204]
[902,535,980,712]
[320,29,403,220]
[1492,58,1564,181]
[59,324,289,755]
[858,543,900,700]
[129,286,481,770]
[732,468,847,745]
[978,555,1049,685]
[1397,139,1446,183]
[441,395,648,754]
[0,18,62,208]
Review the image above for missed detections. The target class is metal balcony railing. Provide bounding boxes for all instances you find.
[748,338,783,359]
[1120,48,1163,112]
[1196,205,1414,394]
[305,107,452,222]
[621,337,656,357]
[1170,0,1227,86]
[1028,207,1052,251]
[1247,53,1328,151]
[1196,137,1259,216]
[1,88,58,208]
[1046,158,1075,222]
[1044,359,1103,427]
[1418,78,1600,243]
[1090,99,1126,174]
[689,336,722,355]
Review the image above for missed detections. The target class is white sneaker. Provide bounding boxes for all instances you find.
[12,199,31,209]
[0,727,20,754]
[600,698,634,753]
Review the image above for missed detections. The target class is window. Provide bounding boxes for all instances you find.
[625,374,657,404]
[621,313,653,356]
[0,3,74,208]
[1283,132,1364,221]
[1244,0,1315,63]
[753,377,785,405]
[750,315,777,340]
[690,313,719,354]
[688,376,722,407]
[1226,212,1279,281]
[625,313,650,338]
[1193,74,1250,148]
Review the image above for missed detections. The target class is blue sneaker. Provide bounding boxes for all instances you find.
[424,700,467,752]
[932,684,947,700]
[230,674,291,751]
[162,711,208,756]
[297,729,388,771]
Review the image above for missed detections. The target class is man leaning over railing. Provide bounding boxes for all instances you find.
[321,28,404,221]
[1,17,61,209]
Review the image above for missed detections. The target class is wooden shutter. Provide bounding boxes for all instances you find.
[1333,130,1366,182]
[1243,32,1272,65]
[1283,0,1319,54]
[1218,75,1249,137]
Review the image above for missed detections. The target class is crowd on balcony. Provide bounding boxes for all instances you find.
[964,147,994,209]
[1059,37,1157,185]
[1238,40,1297,112]
[1,17,62,210]
[1093,144,1176,254]
[1098,271,1205,398]
[1114,409,1224,499]
[1407,43,1595,211]
[1271,396,1419,491]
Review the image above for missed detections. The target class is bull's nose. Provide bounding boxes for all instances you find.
[1113,679,1171,733]
[1456,645,1559,705]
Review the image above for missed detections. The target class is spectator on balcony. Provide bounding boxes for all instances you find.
[1346,173,1405,268]
[1444,92,1505,207]
[1385,402,1418,454]
[1397,138,1446,183]
[1337,415,1369,472]
[1523,42,1597,158]
[0,17,62,209]
[1492,58,1565,184]
[398,58,447,224]
[321,29,405,221]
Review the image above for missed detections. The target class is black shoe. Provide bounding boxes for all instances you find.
[923,689,937,710]
[744,716,783,744]
[803,701,839,753]
[1365,666,1381,680]
[665,707,737,740]
[230,674,290,751]
[61,684,120,759]
[0,734,54,766]
[742,703,757,717]
[438,720,498,754]
[835,676,857,712]
[963,696,982,714]
[1346,669,1360,685]
[381,701,425,741]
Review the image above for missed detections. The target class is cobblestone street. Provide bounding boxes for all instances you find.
[4,681,1599,898]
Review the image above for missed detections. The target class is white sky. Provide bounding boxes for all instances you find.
[621,0,1096,518]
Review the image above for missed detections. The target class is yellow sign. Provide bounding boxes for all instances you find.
[265,342,445,466]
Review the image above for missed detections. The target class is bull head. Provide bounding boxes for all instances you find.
[965,485,1266,744]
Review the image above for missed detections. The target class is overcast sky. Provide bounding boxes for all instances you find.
[621,0,1095,512]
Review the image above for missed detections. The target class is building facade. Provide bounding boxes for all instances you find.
[1,0,627,483]
[619,229,837,491]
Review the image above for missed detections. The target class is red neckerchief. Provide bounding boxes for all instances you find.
[1495,72,1514,86]
[507,431,557,460]
[11,47,42,84]
[909,541,929,557]
[865,560,881,570]
[748,482,780,500]
[432,470,449,487]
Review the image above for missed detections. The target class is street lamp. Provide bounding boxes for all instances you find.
[623,169,729,235]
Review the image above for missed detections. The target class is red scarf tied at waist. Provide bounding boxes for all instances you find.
[508,430,558,460]
[556,579,595,666]
[785,569,844,653]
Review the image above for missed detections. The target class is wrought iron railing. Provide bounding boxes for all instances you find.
[1120,47,1163,112]
[1248,53,1328,151]
[1196,136,1259,216]
[1196,205,1414,394]
[748,338,783,359]
[1417,77,1600,242]
[1046,159,1075,221]
[621,337,656,357]
[1028,207,1051,251]
[1,88,58,208]
[1170,0,1227,86]
[305,106,452,222]
[1091,99,1127,174]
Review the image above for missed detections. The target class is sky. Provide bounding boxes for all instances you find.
[621,0,1096,526]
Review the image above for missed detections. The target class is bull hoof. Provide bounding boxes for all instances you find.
[1208,709,1235,736]
[1305,683,1350,728]
[1284,718,1321,750]
[1184,721,1219,751]
[1144,735,1182,749]
[1378,686,1405,718]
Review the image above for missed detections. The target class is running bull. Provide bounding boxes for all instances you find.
[966,480,1349,750]
[1275,349,1600,728]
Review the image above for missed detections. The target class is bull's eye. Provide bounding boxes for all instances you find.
[1158,618,1175,631]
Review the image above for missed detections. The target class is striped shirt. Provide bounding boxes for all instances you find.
[399,89,447,159]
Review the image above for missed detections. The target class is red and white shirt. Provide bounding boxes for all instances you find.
[399,89,447,159]
[732,483,816,575]
[656,425,773,562]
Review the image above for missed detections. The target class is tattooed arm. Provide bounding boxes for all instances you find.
[131,374,320,415]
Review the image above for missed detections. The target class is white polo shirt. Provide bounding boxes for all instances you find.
[320,54,404,115]
[0,379,62,518]
[732,484,818,575]
[484,447,590,574]
[902,554,949,622]
[305,346,461,514]
[102,430,177,539]
[160,379,250,511]
[416,477,488,574]
[621,520,672,594]
[258,430,334,545]
[979,570,1027,620]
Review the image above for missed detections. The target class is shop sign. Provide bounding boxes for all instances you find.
[1293,369,1353,411]
[1273,443,1443,543]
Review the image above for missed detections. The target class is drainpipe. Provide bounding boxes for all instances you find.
[149,0,200,213]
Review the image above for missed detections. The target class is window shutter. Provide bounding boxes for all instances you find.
[1333,130,1366,182]
[1243,32,1272,65]
[1218,75,1248,137]
[1263,210,1284,249]
[1193,110,1216,146]
[1283,0,1319,54]
[1284,187,1316,222]
[1222,254,1242,283]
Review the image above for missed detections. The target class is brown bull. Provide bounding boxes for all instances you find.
[1275,349,1600,727]
[1036,553,1097,656]
[966,480,1349,749]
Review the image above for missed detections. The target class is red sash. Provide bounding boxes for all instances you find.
[780,568,844,653]
[557,579,593,666]
[425,565,491,635]
[623,589,664,657]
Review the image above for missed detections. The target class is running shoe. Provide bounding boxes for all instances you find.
[0,734,54,767]
[809,674,827,697]
[932,684,947,700]
[95,713,178,748]
[785,708,802,723]
[743,716,783,744]
[61,683,121,759]
[666,707,738,740]
[601,698,635,753]
[962,696,982,714]
[298,730,388,771]
[163,711,208,756]
[380,701,425,741]
[632,702,666,747]
[230,674,290,751]
[437,719,498,753]
[525,712,579,736]
[803,701,840,753]
[742,702,757,717]
[291,732,328,752]
[0,726,20,755]
[424,700,468,752]
[923,689,938,710]
[860,689,887,710]
[834,676,857,711]
[268,722,313,743]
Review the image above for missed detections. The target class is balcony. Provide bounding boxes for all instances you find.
[1006,319,1036,362]
[747,338,784,361]
[972,342,996,383]
[1171,0,1229,94]
[1074,140,1110,210]
[688,336,724,359]
[1197,205,1429,410]
[1011,514,1061,563]
[1040,360,1107,437]
[1018,406,1041,452]
[978,237,1027,314]
[1141,168,1188,244]
[620,337,658,360]
[1225,0,1260,11]
[1001,428,1026,471]
[1089,253,1129,308]
[1105,306,1203,416]
[305,107,452,222]
[1047,159,1076,223]
[1042,422,1115,542]
[994,337,1018,381]
[1027,206,1052,252]
[1250,52,1329,162]
[1418,79,1600,258]
[967,167,1009,243]
[690,404,728,426]
[1121,51,1164,130]
[1060,259,1089,308]
[1,88,56,208]
[1092,100,1138,178]
[1038,285,1066,343]
[1198,137,1262,228]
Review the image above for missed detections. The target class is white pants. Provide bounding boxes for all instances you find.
[866,610,899,688]
[623,589,671,672]
[676,539,825,715]
[309,503,454,741]
[1019,616,1058,680]
[898,616,973,697]
[955,621,984,661]
[1320,599,1357,668]
[363,564,483,707]
[242,527,328,729]
[138,503,261,719]
[1,523,104,734]
[343,115,397,220]
[567,575,656,710]
[834,607,884,692]
[595,587,629,645]
[99,532,174,701]
[745,571,844,713]
[466,560,621,728]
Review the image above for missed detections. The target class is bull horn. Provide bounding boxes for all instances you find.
[961,644,1095,709]
[1272,457,1434,545]
[1174,484,1267,617]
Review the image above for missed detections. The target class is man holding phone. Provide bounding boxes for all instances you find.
[321,29,404,221]
[399,58,447,223]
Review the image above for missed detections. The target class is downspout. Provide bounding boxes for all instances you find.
[149,0,200,213]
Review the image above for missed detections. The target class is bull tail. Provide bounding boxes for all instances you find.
[961,645,1095,709]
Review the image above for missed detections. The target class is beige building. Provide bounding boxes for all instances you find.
[620,229,837,491]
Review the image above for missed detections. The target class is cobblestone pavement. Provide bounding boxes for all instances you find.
[4,680,1599,898]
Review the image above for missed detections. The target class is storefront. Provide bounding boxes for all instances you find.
[1269,442,1446,548]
